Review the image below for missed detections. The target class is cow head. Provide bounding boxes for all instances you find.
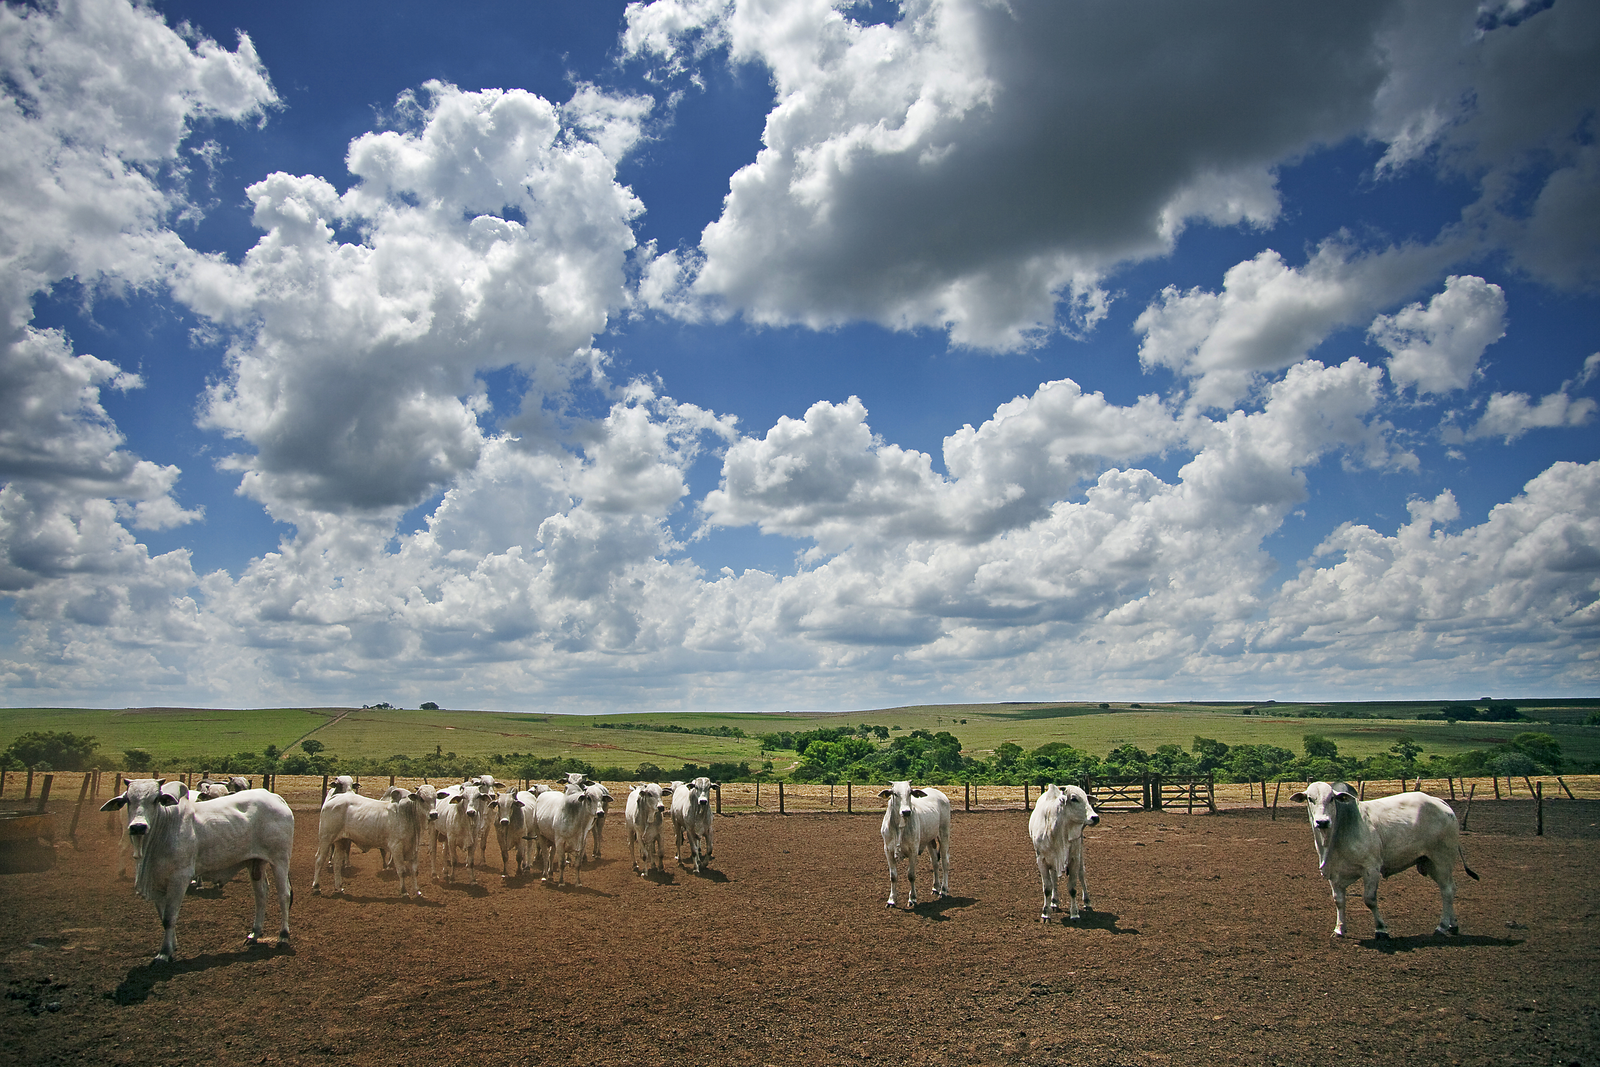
[494,789,523,827]
[99,778,183,836]
[1289,781,1358,830]
[879,781,927,821]
[1044,783,1100,829]
[688,776,716,811]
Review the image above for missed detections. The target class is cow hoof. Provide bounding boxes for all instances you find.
[245,932,259,944]
[885,900,896,908]
[153,953,173,964]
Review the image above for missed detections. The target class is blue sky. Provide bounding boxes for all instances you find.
[1,0,1596,711]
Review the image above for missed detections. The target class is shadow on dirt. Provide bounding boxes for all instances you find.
[326,891,442,907]
[910,894,976,921]
[1065,909,1138,935]
[0,843,57,874]
[435,881,491,899]
[1360,932,1523,953]
[108,941,292,1005]
[537,881,612,897]
[679,865,729,883]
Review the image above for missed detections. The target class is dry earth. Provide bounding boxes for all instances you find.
[1,800,1596,1066]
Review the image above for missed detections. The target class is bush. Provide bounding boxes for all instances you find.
[3,731,99,771]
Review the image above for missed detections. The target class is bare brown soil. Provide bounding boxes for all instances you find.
[2,803,1596,1066]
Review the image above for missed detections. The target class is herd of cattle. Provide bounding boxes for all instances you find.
[98,773,1479,963]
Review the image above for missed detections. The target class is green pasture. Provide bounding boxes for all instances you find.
[6,698,1600,770]
[2,699,1596,770]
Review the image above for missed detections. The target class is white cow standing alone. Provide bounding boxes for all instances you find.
[1289,781,1479,939]
[100,779,294,962]
[670,777,717,873]
[625,783,671,876]
[1027,783,1099,922]
[879,781,951,909]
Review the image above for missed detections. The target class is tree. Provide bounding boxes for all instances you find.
[123,748,153,770]
[1303,735,1338,761]
[1508,733,1562,771]
[1192,737,1230,774]
[300,739,325,756]
[2,731,99,771]
[263,744,280,761]
[1389,737,1423,769]
[420,701,440,711]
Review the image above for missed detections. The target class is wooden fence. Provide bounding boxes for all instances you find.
[3,771,1598,838]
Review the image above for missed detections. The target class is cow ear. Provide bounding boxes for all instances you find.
[711,782,720,790]
[450,794,465,804]
[910,789,928,798]
[1333,791,1357,803]
[158,791,181,806]
[100,795,128,811]
[878,789,894,798]
[1288,792,1308,803]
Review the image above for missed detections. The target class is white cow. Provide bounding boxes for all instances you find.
[531,781,600,885]
[425,784,459,881]
[437,782,493,884]
[312,788,431,898]
[491,788,533,878]
[324,775,359,800]
[670,777,718,873]
[100,779,293,962]
[879,781,951,909]
[1027,783,1099,922]
[625,783,671,876]
[585,783,613,860]
[195,780,232,801]
[1289,781,1479,939]
[226,775,251,793]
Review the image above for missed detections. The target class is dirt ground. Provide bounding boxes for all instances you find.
[1,801,1596,1067]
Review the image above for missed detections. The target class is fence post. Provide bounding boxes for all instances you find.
[716,785,723,815]
[69,773,93,844]
[36,774,54,814]
[1023,782,1030,810]
[755,779,760,807]
[846,781,851,814]
[1461,783,1476,832]
[1260,778,1267,809]
[0,767,6,798]
[1493,776,1501,800]
[321,774,329,799]
[1448,776,1456,801]
[1207,775,1216,814]
[1558,776,1576,801]
[25,768,35,801]
[1536,781,1544,837]
[964,781,971,812]
[1271,780,1282,820]
[778,781,785,815]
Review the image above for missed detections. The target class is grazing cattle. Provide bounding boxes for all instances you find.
[670,777,718,873]
[585,783,613,860]
[531,781,600,885]
[437,782,493,884]
[1027,783,1099,922]
[879,781,951,909]
[312,788,430,898]
[625,783,671,876]
[100,779,293,962]
[1290,781,1479,939]
[491,788,533,878]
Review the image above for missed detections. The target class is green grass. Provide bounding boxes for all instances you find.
[2,699,1597,770]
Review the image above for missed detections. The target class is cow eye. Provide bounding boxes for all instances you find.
[1066,796,1080,802]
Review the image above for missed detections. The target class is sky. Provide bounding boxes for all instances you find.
[1,0,1597,713]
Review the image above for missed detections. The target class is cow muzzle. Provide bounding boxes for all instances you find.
[1314,817,1331,829]
[1088,814,1100,826]
[128,823,149,836]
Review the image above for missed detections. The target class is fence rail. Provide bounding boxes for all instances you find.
[4,770,1598,832]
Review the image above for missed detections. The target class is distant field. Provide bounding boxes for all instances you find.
[2,699,1597,769]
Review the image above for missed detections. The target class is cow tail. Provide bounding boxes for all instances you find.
[1459,844,1480,881]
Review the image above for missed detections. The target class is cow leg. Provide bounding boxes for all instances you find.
[155,870,190,962]
[1363,869,1390,939]
[1429,855,1460,934]
[1036,855,1054,922]
[333,840,351,894]
[273,861,293,942]
[1074,837,1091,911]
[247,858,270,944]
[884,846,899,908]
[1329,877,1350,937]
[906,848,920,908]
[311,837,329,893]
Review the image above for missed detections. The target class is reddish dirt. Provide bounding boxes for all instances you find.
[2,803,1596,1066]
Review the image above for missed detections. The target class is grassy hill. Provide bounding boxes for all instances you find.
[3,699,1596,772]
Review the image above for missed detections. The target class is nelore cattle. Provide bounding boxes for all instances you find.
[531,779,601,885]
[625,783,670,876]
[585,782,613,860]
[1027,783,1099,922]
[437,782,493,884]
[100,779,293,962]
[312,787,431,898]
[671,777,717,873]
[879,781,951,909]
[491,788,533,878]
[1290,781,1479,939]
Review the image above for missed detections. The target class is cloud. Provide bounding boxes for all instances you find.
[1466,389,1597,442]
[179,82,649,521]
[1254,462,1600,690]
[627,0,1400,349]
[1134,240,1452,407]
[1370,274,1507,394]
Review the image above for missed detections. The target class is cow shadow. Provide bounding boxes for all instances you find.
[635,867,676,885]
[1360,932,1523,953]
[1063,909,1138,935]
[910,894,976,921]
[107,941,292,1005]
[683,866,729,883]
[539,881,612,897]
[333,891,443,907]
[435,880,491,899]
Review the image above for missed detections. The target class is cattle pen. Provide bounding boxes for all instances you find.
[2,772,1598,1066]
